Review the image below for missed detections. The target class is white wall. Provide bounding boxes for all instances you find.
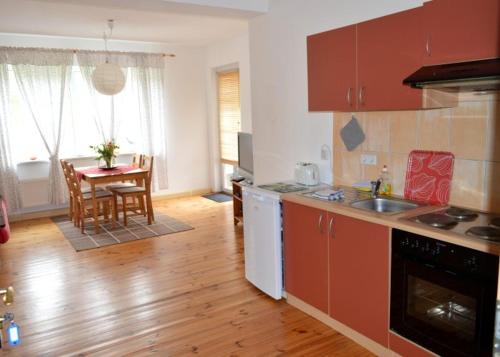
[0,33,210,210]
[205,31,252,191]
[248,0,422,185]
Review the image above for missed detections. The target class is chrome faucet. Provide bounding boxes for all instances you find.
[371,179,382,198]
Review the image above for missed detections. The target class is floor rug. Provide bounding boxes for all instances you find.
[52,213,193,252]
[202,192,232,203]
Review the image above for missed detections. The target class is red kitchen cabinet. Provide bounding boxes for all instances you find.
[357,7,423,111]
[283,201,329,313]
[307,25,356,111]
[307,8,424,111]
[329,213,390,347]
[283,201,391,346]
[423,0,500,65]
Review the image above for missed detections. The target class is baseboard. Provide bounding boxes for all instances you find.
[9,188,213,222]
[151,188,212,201]
[9,207,69,223]
[286,294,392,357]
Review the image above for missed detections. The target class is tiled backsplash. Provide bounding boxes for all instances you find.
[332,93,500,212]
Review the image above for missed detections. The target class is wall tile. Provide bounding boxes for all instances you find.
[390,111,418,154]
[486,101,500,163]
[418,108,451,151]
[332,100,498,212]
[449,159,485,210]
[362,112,390,152]
[333,148,361,186]
[484,161,500,213]
[450,101,488,160]
[361,152,389,182]
[390,153,409,196]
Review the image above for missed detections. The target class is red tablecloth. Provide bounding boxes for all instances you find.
[75,165,138,181]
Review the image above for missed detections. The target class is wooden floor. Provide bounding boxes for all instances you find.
[0,196,373,356]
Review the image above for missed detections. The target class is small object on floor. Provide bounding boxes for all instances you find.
[52,213,193,252]
[203,192,232,203]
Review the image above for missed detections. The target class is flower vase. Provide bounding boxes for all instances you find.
[99,158,115,169]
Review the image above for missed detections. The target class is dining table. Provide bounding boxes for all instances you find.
[75,164,153,234]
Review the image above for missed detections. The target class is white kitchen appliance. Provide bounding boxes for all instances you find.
[242,186,283,299]
[294,162,320,186]
[242,182,322,300]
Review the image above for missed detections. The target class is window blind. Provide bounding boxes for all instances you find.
[217,70,241,165]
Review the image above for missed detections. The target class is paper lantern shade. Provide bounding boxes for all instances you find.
[91,62,126,95]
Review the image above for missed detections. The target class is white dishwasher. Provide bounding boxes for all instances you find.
[242,186,283,300]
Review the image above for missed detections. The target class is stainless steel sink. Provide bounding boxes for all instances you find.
[350,197,420,214]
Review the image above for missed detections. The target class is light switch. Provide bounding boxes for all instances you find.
[361,154,377,166]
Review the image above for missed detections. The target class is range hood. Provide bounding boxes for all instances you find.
[403,58,500,91]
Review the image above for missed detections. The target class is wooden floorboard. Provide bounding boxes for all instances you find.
[0,196,374,356]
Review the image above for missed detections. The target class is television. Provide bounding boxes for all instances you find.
[237,132,253,176]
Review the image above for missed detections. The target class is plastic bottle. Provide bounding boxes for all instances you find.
[379,165,392,196]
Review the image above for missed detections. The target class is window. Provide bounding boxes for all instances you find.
[6,64,160,163]
[217,70,241,191]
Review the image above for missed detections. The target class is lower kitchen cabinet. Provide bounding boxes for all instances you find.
[283,201,390,347]
[283,201,329,313]
[329,213,390,347]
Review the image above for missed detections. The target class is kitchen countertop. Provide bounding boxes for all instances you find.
[282,186,500,256]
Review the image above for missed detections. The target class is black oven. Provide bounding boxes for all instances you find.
[391,229,499,357]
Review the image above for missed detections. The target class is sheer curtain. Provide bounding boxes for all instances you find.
[76,51,168,190]
[4,48,73,205]
[0,63,20,212]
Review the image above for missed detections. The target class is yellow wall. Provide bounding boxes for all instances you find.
[333,92,500,211]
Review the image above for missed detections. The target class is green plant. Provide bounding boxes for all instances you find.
[90,140,119,168]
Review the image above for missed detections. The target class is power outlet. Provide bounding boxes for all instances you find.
[361,154,377,166]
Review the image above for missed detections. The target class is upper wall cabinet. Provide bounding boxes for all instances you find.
[357,7,423,111]
[307,8,424,112]
[423,0,500,65]
[307,0,500,112]
[307,25,356,111]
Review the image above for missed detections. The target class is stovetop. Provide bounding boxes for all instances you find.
[407,207,500,242]
[257,182,311,193]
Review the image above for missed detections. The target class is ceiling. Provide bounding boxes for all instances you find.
[0,0,268,46]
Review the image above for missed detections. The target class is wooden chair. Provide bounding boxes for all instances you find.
[109,155,154,226]
[60,159,104,222]
[105,154,144,191]
[66,163,116,233]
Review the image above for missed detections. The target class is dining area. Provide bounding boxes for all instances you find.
[60,153,155,235]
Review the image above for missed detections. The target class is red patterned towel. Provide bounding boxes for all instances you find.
[404,150,455,205]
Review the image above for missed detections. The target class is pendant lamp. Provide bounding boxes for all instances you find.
[92,20,126,96]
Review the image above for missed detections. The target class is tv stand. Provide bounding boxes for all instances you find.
[232,181,244,226]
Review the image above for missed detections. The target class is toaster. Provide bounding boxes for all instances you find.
[294,162,320,186]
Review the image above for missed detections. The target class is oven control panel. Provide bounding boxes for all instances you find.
[393,229,499,278]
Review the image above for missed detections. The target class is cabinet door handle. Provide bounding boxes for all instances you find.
[318,214,324,233]
[346,87,352,106]
[358,86,365,105]
[329,217,334,238]
[425,36,431,56]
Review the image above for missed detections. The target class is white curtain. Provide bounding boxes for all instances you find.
[76,51,168,190]
[132,66,168,190]
[0,63,20,212]
[76,64,111,142]
[2,48,73,205]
